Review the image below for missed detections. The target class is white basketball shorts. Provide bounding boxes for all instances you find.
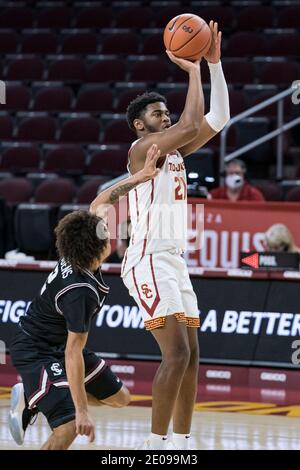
[122,250,200,330]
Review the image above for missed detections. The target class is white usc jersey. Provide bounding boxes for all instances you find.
[121,140,188,278]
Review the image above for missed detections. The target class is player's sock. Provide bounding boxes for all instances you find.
[172,433,191,450]
[149,433,168,450]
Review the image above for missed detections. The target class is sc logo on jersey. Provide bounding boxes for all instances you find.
[141,284,153,299]
[50,363,63,376]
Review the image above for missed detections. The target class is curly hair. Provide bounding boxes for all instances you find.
[55,210,108,271]
[126,91,167,131]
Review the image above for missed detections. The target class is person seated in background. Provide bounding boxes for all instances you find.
[264,224,300,254]
[106,220,131,264]
[210,159,265,202]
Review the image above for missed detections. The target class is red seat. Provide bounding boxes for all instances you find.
[165,90,186,115]
[35,178,76,204]
[59,118,100,143]
[48,58,86,82]
[228,90,247,116]
[154,6,191,28]
[201,6,234,30]
[103,120,134,144]
[142,33,166,55]
[17,116,57,142]
[261,62,300,85]
[0,8,34,28]
[115,7,154,28]
[33,87,74,112]
[36,7,72,28]
[87,149,127,176]
[61,33,98,54]
[44,145,86,175]
[21,32,58,54]
[130,59,170,82]
[0,115,13,140]
[268,34,300,57]
[278,7,300,28]
[87,59,127,83]
[0,30,19,54]
[0,145,40,173]
[3,85,31,111]
[222,61,255,85]
[6,57,44,81]
[76,178,109,204]
[254,182,282,201]
[75,7,113,28]
[0,177,33,204]
[115,88,146,113]
[102,33,139,55]
[236,6,274,30]
[75,88,113,112]
[226,33,267,57]
[252,92,292,118]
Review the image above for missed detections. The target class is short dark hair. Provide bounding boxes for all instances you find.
[126,91,167,131]
[55,210,108,271]
[225,158,247,173]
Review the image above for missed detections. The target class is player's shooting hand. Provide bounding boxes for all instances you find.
[76,410,95,443]
[136,144,161,183]
[166,50,201,72]
[204,21,222,64]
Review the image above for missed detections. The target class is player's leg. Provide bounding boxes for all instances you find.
[150,315,190,436]
[172,326,199,442]
[83,351,131,408]
[41,420,77,450]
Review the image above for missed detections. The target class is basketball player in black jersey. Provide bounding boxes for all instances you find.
[8,144,161,450]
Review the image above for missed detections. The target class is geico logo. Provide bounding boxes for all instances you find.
[260,372,287,382]
[0,300,31,323]
[206,370,231,380]
[111,365,135,375]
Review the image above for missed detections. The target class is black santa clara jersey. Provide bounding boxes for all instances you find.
[19,258,109,348]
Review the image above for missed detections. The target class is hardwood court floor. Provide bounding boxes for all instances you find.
[1,396,300,450]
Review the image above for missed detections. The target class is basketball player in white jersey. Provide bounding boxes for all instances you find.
[121,22,230,450]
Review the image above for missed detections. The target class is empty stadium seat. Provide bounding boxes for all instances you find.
[87,148,128,176]
[34,178,76,204]
[236,6,274,30]
[268,34,300,57]
[278,6,300,28]
[154,5,191,28]
[21,32,58,54]
[75,7,113,28]
[36,7,72,29]
[3,84,31,111]
[0,115,14,140]
[222,61,255,85]
[226,33,267,57]
[115,7,153,28]
[76,178,109,204]
[43,145,86,175]
[102,33,139,55]
[59,117,101,143]
[33,87,74,112]
[0,7,34,29]
[130,59,170,82]
[57,204,89,222]
[0,177,33,204]
[75,87,113,112]
[48,58,86,82]
[6,57,44,81]
[285,187,300,202]
[254,182,283,201]
[17,115,57,141]
[61,32,98,54]
[15,203,57,258]
[87,59,127,83]
[201,6,234,30]
[0,145,40,173]
[142,33,165,55]
[0,30,19,54]
[260,61,300,85]
[115,88,147,113]
[103,120,134,144]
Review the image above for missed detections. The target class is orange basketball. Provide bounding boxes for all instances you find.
[164,14,211,61]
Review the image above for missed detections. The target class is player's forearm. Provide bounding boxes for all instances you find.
[205,61,230,132]
[89,173,141,214]
[180,68,204,129]
[65,349,88,412]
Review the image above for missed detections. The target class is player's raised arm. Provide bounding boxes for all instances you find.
[89,143,161,216]
[178,21,230,157]
[128,53,204,172]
